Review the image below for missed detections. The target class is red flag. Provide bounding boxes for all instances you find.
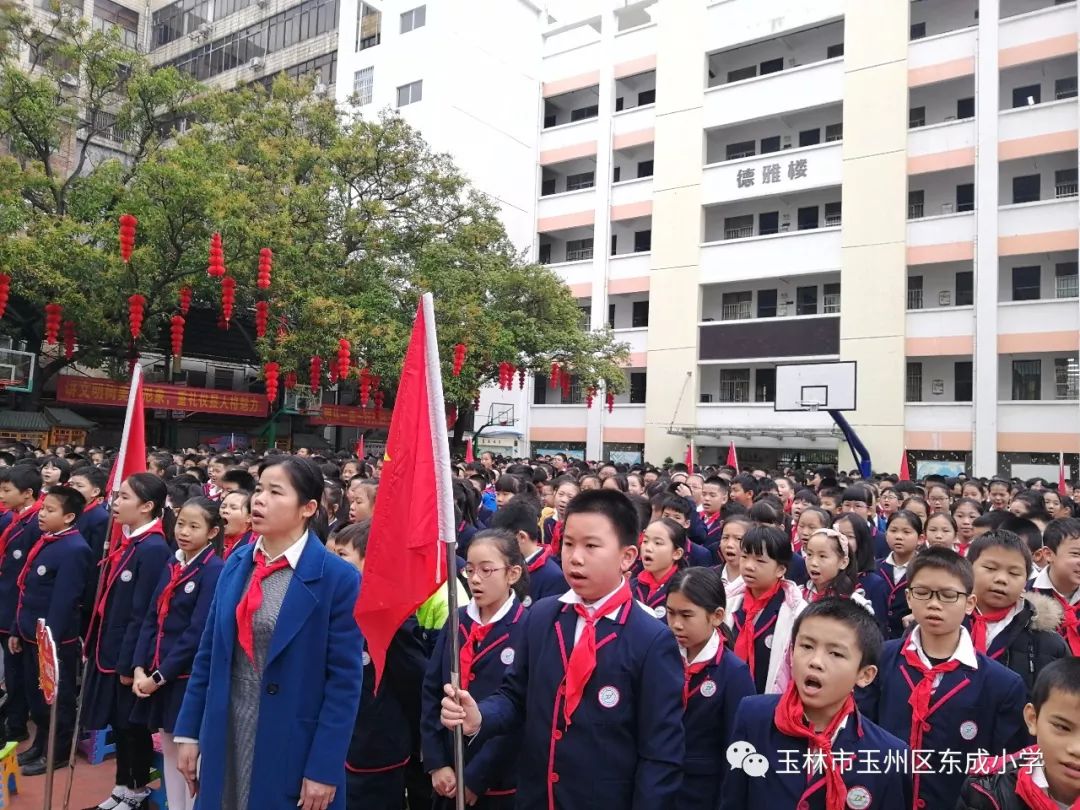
[684,442,694,471]
[899,450,911,482]
[105,363,147,496]
[1060,452,1068,494]
[464,437,474,464]
[356,433,365,461]
[725,441,739,473]
[355,295,453,689]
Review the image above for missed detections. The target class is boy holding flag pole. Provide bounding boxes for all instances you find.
[354,292,466,810]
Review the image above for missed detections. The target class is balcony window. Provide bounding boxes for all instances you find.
[824,202,842,228]
[799,128,821,147]
[721,291,752,321]
[565,171,595,192]
[92,0,139,48]
[727,65,757,83]
[719,369,751,403]
[633,230,652,253]
[629,372,647,404]
[723,215,753,240]
[1056,168,1078,199]
[755,368,776,402]
[357,1,381,51]
[906,362,923,402]
[826,43,843,59]
[760,58,783,75]
[565,375,584,405]
[909,106,926,128]
[908,190,925,220]
[538,244,551,264]
[1012,175,1040,205]
[566,238,593,262]
[1055,357,1079,400]
[957,97,975,120]
[760,135,781,154]
[608,304,616,328]
[823,282,841,314]
[797,206,819,231]
[955,361,973,402]
[825,123,843,143]
[758,211,779,236]
[632,301,649,328]
[400,5,425,33]
[1056,76,1078,101]
[796,286,818,316]
[638,88,656,106]
[541,177,556,196]
[1011,266,1042,301]
[956,184,975,213]
[907,276,924,310]
[570,104,599,122]
[1012,84,1041,109]
[726,140,756,161]
[956,271,973,306]
[353,66,373,105]
[1056,262,1079,298]
[757,289,777,318]
[534,375,548,404]
[910,21,926,40]
[396,80,423,107]
[637,160,654,178]
[1012,359,1042,401]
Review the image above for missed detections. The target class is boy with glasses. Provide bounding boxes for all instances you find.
[857,547,1030,809]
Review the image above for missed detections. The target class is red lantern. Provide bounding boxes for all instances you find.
[0,273,11,320]
[337,339,351,381]
[127,294,145,340]
[359,366,371,408]
[255,300,269,338]
[606,392,614,413]
[585,387,595,409]
[118,214,137,263]
[560,367,571,399]
[207,232,225,278]
[550,362,560,389]
[374,390,384,417]
[217,313,228,330]
[170,314,185,358]
[44,302,62,344]
[518,367,526,389]
[328,363,339,385]
[178,285,192,315]
[472,393,480,411]
[257,248,273,290]
[452,342,466,376]
[220,276,236,323]
[446,406,458,430]
[284,371,297,390]
[277,314,288,340]
[309,356,322,390]
[62,321,75,359]
[264,361,280,403]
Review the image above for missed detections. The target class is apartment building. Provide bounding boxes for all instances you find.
[526,0,1080,476]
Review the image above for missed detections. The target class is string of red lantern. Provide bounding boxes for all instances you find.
[359,367,371,408]
[127,294,145,340]
[374,390,384,417]
[118,214,137,263]
[62,321,75,360]
[0,274,11,320]
[178,286,192,315]
[44,303,62,344]
[221,276,236,323]
[336,339,350,381]
[549,362,560,389]
[585,387,595,409]
[207,233,225,278]
[255,300,269,339]
[518,367,526,389]
[257,248,272,290]
[309,356,322,390]
[284,371,297,390]
[560,368,571,399]
[328,363,339,385]
[452,343,466,376]
[264,361,280,403]
[606,391,615,413]
[170,315,185,359]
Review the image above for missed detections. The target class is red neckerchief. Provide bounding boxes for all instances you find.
[236,548,290,664]
[1053,592,1080,656]
[527,545,551,573]
[970,605,1012,654]
[704,512,722,529]
[82,497,103,513]
[459,620,495,688]
[0,502,41,561]
[802,583,832,603]
[773,682,855,810]
[733,580,782,678]
[1015,755,1080,810]
[551,520,564,556]
[223,530,251,560]
[902,642,962,751]
[636,565,677,603]
[682,642,723,708]
[154,547,214,667]
[17,527,76,592]
[563,581,632,726]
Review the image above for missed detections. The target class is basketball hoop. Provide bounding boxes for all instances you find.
[797,400,824,413]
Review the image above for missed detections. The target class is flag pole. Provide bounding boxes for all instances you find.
[420,293,466,810]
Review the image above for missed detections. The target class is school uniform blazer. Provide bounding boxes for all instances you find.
[421,601,526,797]
[172,532,363,809]
[725,579,807,695]
[876,558,911,640]
[686,541,713,568]
[970,593,1068,699]
[13,528,93,644]
[857,570,891,638]
[76,503,110,562]
[719,694,912,810]
[526,553,568,605]
[0,508,41,635]
[702,514,723,552]
[475,594,685,809]
[629,572,675,617]
[855,632,1030,810]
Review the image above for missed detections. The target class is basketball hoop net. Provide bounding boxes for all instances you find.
[797,400,824,413]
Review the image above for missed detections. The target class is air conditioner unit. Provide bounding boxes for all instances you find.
[59,72,78,87]
[249,56,264,70]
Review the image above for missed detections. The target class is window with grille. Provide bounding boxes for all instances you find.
[723,215,753,240]
[906,362,923,402]
[629,372,646,404]
[1011,266,1041,301]
[954,362,973,402]
[93,0,139,47]
[719,369,751,403]
[755,368,776,402]
[907,275,924,310]
[796,286,818,316]
[632,301,649,328]
[353,66,373,105]
[400,5,425,33]
[566,238,593,262]
[721,291,752,321]
[1012,359,1042,401]
[565,172,594,191]
[1055,357,1079,400]
[823,283,841,313]
[213,367,234,390]
[1056,262,1079,298]
[396,80,422,106]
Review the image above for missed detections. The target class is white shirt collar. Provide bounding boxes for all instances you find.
[884,552,912,571]
[1033,567,1080,605]
[525,547,544,564]
[906,625,979,669]
[682,630,721,666]
[174,544,211,569]
[558,579,627,620]
[721,566,741,586]
[466,593,517,625]
[125,520,159,540]
[983,601,1024,649]
[254,529,308,568]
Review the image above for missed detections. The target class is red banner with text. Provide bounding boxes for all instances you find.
[57,375,268,418]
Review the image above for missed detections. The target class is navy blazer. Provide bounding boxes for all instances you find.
[856,638,1029,809]
[876,559,911,640]
[476,594,685,809]
[76,502,110,562]
[720,694,912,810]
[858,570,891,638]
[731,589,785,694]
[422,601,526,797]
[13,527,93,644]
[173,532,363,810]
[525,549,568,605]
[0,506,42,635]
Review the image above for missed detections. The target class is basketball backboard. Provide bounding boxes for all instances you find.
[0,347,35,393]
[488,402,515,427]
[283,384,322,415]
[774,361,856,412]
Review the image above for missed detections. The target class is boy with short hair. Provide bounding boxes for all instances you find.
[958,657,1080,809]
[857,547,1029,809]
[659,495,712,567]
[489,499,568,605]
[818,486,843,518]
[720,597,911,810]
[69,466,109,561]
[441,489,685,808]
[728,474,757,510]
[1029,517,1080,655]
[700,477,727,550]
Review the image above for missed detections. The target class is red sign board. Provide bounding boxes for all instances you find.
[57,375,268,418]
[36,619,58,706]
[309,404,393,430]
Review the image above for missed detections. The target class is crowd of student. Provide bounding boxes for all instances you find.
[1,441,1080,809]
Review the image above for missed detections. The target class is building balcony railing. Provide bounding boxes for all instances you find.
[566,247,594,261]
[721,303,752,320]
[907,288,925,310]
[1057,275,1079,298]
[724,225,754,240]
[824,213,842,227]
[908,203,925,219]
[1056,183,1078,199]
[823,293,841,313]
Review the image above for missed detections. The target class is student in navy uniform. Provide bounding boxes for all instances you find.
[129,497,222,810]
[715,514,749,600]
[218,488,255,560]
[837,513,890,638]
[658,495,713,568]
[877,510,923,639]
[726,525,807,694]
[699,477,727,554]
[329,521,426,810]
[967,530,1068,698]
[11,485,92,775]
[70,466,109,562]
[440,489,685,809]
[856,547,1029,810]
[423,529,527,809]
[721,597,912,810]
[488,499,567,605]
[630,518,687,618]
[665,567,754,810]
[0,464,44,743]
[542,476,579,557]
[1028,517,1080,656]
[81,473,172,810]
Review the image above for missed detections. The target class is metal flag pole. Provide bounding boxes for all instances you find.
[445,537,466,810]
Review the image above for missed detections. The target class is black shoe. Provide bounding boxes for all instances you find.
[16,745,41,765]
[20,756,46,776]
[78,792,126,810]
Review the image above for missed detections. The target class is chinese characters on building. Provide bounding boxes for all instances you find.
[737,158,809,189]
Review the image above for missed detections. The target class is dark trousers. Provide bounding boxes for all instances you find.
[405,756,432,810]
[22,639,79,759]
[114,724,153,789]
[346,766,407,810]
[1,636,28,734]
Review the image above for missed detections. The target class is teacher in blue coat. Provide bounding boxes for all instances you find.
[174,456,364,810]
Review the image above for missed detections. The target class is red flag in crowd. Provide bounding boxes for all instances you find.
[356,434,365,461]
[684,442,694,472]
[355,294,454,689]
[725,441,739,473]
[899,450,911,481]
[105,363,147,496]
[1060,452,1068,493]
[464,438,475,464]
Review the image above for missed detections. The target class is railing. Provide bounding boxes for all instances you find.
[823,293,841,313]
[718,380,751,403]
[909,115,925,128]
[723,225,754,240]
[1055,183,1078,199]
[726,147,756,160]
[824,213,842,227]
[720,302,753,321]
[907,288,924,310]
[908,203,924,219]
[1056,275,1079,298]
[566,247,594,261]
